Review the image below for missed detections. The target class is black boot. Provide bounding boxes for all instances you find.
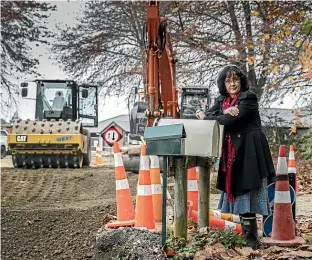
[240,214,259,250]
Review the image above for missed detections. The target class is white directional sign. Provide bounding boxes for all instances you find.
[102,126,122,146]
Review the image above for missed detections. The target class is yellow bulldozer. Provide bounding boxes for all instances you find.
[7,79,98,168]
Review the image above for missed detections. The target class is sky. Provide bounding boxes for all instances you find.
[1,0,303,122]
[18,0,129,122]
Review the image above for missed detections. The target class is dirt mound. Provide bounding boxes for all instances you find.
[1,167,138,210]
[1,166,138,260]
[1,206,108,260]
[94,228,165,260]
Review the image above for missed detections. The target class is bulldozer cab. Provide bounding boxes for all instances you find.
[21,79,98,127]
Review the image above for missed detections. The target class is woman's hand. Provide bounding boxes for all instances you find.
[196,110,205,120]
[224,105,239,116]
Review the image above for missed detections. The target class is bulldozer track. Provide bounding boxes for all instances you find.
[27,174,48,203]
[40,174,56,202]
[3,172,30,202]
[1,167,139,211]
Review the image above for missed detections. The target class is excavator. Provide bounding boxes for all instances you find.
[7,79,98,168]
[127,1,210,160]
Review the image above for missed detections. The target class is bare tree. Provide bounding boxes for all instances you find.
[53,1,312,106]
[166,1,312,104]
[53,1,147,100]
[1,1,56,115]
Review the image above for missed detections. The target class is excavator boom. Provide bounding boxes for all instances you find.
[145,1,178,126]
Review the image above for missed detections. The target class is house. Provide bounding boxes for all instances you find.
[86,108,311,153]
[259,107,312,144]
[86,114,130,154]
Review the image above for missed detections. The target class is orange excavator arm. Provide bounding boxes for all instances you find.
[145,1,178,127]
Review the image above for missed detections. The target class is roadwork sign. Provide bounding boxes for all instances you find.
[103,126,122,146]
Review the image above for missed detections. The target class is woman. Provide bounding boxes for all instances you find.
[196,65,275,249]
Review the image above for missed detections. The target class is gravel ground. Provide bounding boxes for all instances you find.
[94,228,165,260]
[1,166,138,260]
[1,157,312,260]
[1,206,109,260]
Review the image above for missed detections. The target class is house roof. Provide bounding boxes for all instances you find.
[86,114,130,134]
[260,108,312,128]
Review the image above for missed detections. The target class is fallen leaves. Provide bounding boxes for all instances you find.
[194,243,312,260]
[102,214,115,226]
[252,10,260,17]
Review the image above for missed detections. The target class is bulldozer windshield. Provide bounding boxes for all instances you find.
[36,81,73,121]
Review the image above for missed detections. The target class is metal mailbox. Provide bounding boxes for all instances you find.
[144,119,221,158]
[144,123,186,156]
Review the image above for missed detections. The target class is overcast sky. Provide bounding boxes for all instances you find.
[2,1,302,121]
[34,0,128,122]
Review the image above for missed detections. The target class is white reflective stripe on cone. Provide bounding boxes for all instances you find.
[187,180,198,191]
[114,153,124,167]
[274,191,291,203]
[140,156,150,171]
[137,185,152,196]
[233,214,240,223]
[277,157,288,174]
[225,220,236,229]
[288,167,296,174]
[149,155,159,169]
[289,151,295,160]
[151,184,162,195]
[116,179,130,190]
[213,210,222,218]
[258,230,263,238]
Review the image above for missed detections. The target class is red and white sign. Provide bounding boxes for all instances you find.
[102,126,122,146]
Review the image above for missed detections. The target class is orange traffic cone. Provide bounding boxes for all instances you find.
[105,143,135,229]
[95,144,103,165]
[209,209,240,223]
[149,155,162,223]
[262,145,304,246]
[135,144,155,230]
[187,167,198,211]
[288,144,297,221]
[189,208,242,234]
[288,145,298,192]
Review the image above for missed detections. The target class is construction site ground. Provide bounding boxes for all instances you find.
[1,155,312,260]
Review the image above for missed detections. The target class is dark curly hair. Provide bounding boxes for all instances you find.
[217,65,249,96]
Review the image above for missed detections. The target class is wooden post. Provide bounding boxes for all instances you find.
[198,166,210,228]
[174,157,187,239]
[161,156,168,247]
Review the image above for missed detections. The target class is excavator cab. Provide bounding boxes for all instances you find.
[128,86,148,142]
[8,79,98,168]
[129,101,148,142]
[180,87,211,119]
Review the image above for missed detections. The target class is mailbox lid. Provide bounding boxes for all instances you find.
[143,123,186,141]
[158,119,221,157]
[144,123,186,156]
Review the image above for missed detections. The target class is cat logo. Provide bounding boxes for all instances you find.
[16,135,27,142]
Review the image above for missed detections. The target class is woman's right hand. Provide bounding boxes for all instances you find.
[224,105,239,116]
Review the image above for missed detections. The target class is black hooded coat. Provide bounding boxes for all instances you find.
[204,66,276,197]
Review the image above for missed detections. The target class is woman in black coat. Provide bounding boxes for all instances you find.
[196,65,276,249]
